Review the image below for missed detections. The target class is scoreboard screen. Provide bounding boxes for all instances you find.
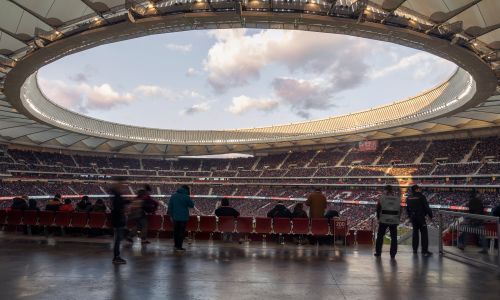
[358,140,378,152]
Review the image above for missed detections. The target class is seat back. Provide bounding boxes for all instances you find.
[254,217,272,234]
[70,212,88,228]
[23,210,39,226]
[273,218,291,234]
[38,211,55,226]
[236,217,253,233]
[147,214,163,231]
[163,215,173,232]
[217,216,236,233]
[0,210,7,225]
[311,218,330,236]
[291,218,309,234]
[199,216,217,233]
[6,210,23,225]
[54,211,72,227]
[89,213,107,229]
[186,215,199,232]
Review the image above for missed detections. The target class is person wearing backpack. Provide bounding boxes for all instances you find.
[127,185,158,244]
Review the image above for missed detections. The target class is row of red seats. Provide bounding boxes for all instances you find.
[0,210,348,236]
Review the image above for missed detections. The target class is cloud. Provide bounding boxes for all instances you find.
[271,77,336,118]
[135,85,205,102]
[226,95,279,115]
[182,102,211,115]
[186,67,201,77]
[203,29,372,94]
[165,43,192,53]
[39,78,134,113]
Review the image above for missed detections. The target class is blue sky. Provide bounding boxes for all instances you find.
[38,29,457,130]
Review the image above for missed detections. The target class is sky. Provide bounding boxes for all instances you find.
[37,29,457,130]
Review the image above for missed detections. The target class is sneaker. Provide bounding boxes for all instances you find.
[390,255,396,259]
[422,251,433,257]
[478,249,488,254]
[112,257,127,264]
[373,253,381,257]
[141,240,151,244]
[174,247,186,252]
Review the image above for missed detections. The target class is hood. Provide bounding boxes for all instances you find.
[176,187,189,195]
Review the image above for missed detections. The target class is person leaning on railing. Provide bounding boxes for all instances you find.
[458,190,488,254]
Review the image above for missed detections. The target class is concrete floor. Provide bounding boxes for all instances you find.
[0,235,499,300]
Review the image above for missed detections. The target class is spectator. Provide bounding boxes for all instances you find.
[325,206,340,219]
[406,185,433,256]
[458,190,488,253]
[11,196,28,211]
[168,185,194,252]
[292,203,308,218]
[215,199,240,217]
[91,199,107,213]
[45,194,62,211]
[27,198,39,211]
[129,186,158,244]
[306,188,327,218]
[75,196,92,212]
[374,185,400,259]
[267,201,292,218]
[59,199,74,212]
[110,178,130,264]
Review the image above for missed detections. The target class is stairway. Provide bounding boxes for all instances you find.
[304,150,320,168]
[335,146,354,167]
[414,141,432,164]
[462,140,480,163]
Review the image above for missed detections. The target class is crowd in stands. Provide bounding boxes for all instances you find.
[378,140,428,164]
[421,139,476,163]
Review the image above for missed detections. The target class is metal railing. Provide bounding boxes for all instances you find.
[438,210,500,270]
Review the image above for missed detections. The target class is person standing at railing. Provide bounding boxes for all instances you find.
[167,185,194,252]
[458,189,488,254]
[374,185,401,259]
[406,185,433,256]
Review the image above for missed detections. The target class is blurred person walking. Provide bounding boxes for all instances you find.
[374,185,401,259]
[168,185,194,252]
[110,178,130,264]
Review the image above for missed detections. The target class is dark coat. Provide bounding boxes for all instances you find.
[167,187,194,222]
[215,206,240,218]
[406,192,432,225]
[110,190,129,228]
[267,204,292,218]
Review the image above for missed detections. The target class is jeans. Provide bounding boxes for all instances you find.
[173,221,187,249]
[113,227,125,258]
[412,222,429,253]
[375,223,398,256]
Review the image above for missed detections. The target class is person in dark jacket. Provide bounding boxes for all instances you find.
[11,197,28,211]
[458,190,488,253]
[59,199,74,212]
[406,185,433,256]
[91,199,107,213]
[267,201,292,218]
[75,195,92,212]
[110,178,130,264]
[28,198,39,211]
[168,185,194,252]
[45,194,62,212]
[292,203,308,219]
[374,185,401,258]
[215,199,240,217]
[325,207,340,219]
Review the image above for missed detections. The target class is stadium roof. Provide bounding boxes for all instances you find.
[0,0,499,156]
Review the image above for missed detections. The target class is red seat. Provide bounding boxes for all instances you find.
[199,216,217,233]
[147,214,163,231]
[54,211,72,227]
[23,210,39,226]
[38,211,55,226]
[218,216,236,233]
[6,210,23,225]
[186,215,198,232]
[311,218,330,236]
[70,212,88,228]
[236,217,253,233]
[254,217,272,234]
[163,215,173,231]
[0,210,7,225]
[273,218,291,234]
[89,213,107,229]
[292,218,309,234]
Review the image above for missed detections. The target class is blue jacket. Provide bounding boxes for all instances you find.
[167,187,194,221]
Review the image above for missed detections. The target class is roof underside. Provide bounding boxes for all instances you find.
[0,0,499,156]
